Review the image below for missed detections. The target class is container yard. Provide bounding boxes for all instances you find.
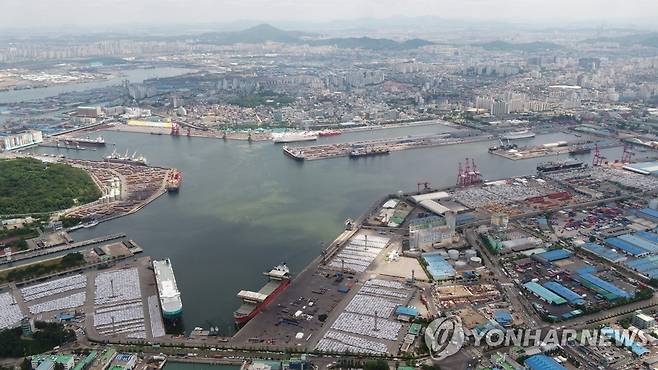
[0,255,167,341]
[281,132,493,161]
[61,158,172,222]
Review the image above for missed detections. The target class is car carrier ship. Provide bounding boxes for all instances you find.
[234,264,291,326]
[166,169,182,192]
[153,258,183,320]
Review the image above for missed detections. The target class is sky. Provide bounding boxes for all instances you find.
[2,0,658,30]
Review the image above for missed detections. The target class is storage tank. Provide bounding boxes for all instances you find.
[448,249,460,260]
[465,249,477,259]
[437,250,449,257]
[469,257,482,265]
[454,260,467,268]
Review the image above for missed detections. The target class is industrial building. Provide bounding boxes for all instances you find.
[532,249,572,263]
[524,355,566,370]
[542,281,585,306]
[0,129,43,151]
[581,242,627,263]
[576,268,633,301]
[633,312,656,330]
[421,252,456,280]
[522,281,567,305]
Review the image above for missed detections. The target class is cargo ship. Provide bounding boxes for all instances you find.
[234,264,291,326]
[318,129,342,137]
[349,146,390,158]
[501,129,535,140]
[569,146,591,155]
[61,136,106,146]
[104,149,148,166]
[537,160,584,173]
[282,146,304,161]
[153,258,183,320]
[272,132,318,143]
[166,169,182,192]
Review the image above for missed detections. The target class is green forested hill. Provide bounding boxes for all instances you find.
[0,158,101,215]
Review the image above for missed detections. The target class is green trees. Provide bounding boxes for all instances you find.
[0,158,101,215]
[0,322,75,357]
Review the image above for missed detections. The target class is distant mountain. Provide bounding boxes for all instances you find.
[584,32,658,48]
[311,37,433,50]
[196,23,309,44]
[475,40,563,52]
[192,24,433,50]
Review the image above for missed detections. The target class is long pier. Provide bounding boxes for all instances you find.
[490,140,622,160]
[283,132,494,161]
[0,233,126,266]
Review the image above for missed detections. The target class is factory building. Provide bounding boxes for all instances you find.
[0,129,43,151]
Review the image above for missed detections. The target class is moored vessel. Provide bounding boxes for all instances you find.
[234,264,291,326]
[501,129,535,140]
[61,136,106,146]
[318,129,342,137]
[537,160,585,173]
[153,258,183,320]
[272,132,318,143]
[166,169,182,192]
[104,149,148,166]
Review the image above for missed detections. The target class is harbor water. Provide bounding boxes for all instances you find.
[29,125,623,334]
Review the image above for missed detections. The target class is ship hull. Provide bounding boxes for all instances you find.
[162,307,183,320]
[63,140,106,147]
[233,279,290,326]
[273,137,318,143]
[282,146,304,161]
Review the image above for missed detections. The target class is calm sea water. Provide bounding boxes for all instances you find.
[29,125,623,334]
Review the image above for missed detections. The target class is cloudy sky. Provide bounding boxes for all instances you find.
[2,0,658,29]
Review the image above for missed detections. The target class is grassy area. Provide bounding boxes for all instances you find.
[0,252,85,283]
[0,158,101,215]
[0,321,76,357]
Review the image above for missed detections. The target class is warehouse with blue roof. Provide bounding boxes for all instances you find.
[618,234,658,253]
[605,237,650,257]
[421,252,456,280]
[532,249,572,263]
[637,208,658,222]
[493,310,513,326]
[524,354,566,370]
[624,255,658,279]
[637,231,658,244]
[523,281,567,305]
[581,242,627,263]
[576,269,633,300]
[543,281,585,306]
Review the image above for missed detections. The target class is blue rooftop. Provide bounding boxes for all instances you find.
[493,310,513,325]
[543,281,585,305]
[395,306,418,317]
[524,355,566,370]
[637,231,658,244]
[577,270,632,300]
[422,252,456,280]
[638,208,658,220]
[535,249,572,262]
[523,281,567,305]
[618,234,658,253]
[605,237,649,256]
[581,242,626,263]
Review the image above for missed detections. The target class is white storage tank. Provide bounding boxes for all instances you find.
[448,249,460,260]
[454,260,467,268]
[465,249,477,259]
[469,257,482,265]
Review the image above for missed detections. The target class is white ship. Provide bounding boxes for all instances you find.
[501,129,536,140]
[153,258,183,320]
[272,132,318,143]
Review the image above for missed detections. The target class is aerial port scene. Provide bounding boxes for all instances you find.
[2,2,658,370]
